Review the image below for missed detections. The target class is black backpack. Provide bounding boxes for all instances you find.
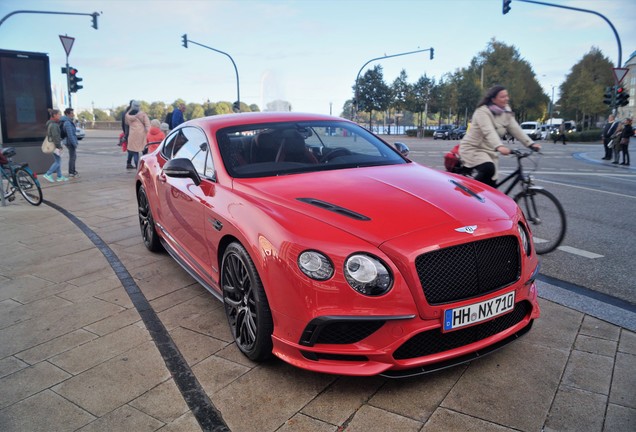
[59,119,68,140]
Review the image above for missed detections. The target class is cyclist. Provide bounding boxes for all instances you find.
[459,85,541,187]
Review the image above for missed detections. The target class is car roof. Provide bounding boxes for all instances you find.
[184,112,346,130]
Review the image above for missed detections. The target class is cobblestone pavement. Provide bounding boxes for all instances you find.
[0,130,634,431]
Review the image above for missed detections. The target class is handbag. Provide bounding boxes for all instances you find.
[620,137,629,145]
[41,136,55,154]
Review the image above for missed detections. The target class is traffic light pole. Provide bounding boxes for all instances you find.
[65,58,72,109]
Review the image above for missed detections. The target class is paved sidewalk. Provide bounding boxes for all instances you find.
[0,132,634,431]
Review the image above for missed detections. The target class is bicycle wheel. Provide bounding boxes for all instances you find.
[1,168,14,201]
[514,188,566,255]
[15,168,43,206]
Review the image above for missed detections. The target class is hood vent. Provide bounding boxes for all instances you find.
[449,179,485,203]
[297,198,371,221]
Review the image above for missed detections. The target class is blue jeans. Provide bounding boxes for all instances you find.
[127,150,139,167]
[45,153,62,177]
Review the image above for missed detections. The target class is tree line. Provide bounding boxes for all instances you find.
[349,40,614,131]
[78,39,615,132]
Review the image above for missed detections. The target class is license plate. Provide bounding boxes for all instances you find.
[443,291,515,332]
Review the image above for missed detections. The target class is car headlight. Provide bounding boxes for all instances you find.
[344,254,393,296]
[298,250,333,280]
[518,223,531,256]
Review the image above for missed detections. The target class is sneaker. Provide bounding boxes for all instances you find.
[126,164,135,169]
[69,172,80,178]
[57,176,69,182]
[43,173,54,183]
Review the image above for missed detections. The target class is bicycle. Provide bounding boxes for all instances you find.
[452,148,566,255]
[1,147,43,206]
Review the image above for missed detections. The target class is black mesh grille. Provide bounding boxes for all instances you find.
[393,301,531,360]
[300,320,385,346]
[415,236,520,304]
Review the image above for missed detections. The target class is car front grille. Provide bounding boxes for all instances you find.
[393,300,531,360]
[415,235,520,305]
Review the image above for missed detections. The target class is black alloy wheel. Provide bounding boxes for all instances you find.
[137,186,162,252]
[221,242,273,362]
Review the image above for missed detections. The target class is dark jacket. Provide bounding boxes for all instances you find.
[46,119,63,149]
[171,108,184,128]
[60,115,79,148]
[602,120,618,143]
[620,124,633,142]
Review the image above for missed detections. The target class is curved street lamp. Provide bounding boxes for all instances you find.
[354,47,434,119]
[182,34,241,112]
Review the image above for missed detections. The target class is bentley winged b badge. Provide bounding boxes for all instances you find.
[455,225,477,234]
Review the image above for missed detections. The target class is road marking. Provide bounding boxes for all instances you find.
[534,237,604,259]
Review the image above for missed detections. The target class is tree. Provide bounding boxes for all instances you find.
[249,104,260,112]
[355,65,391,129]
[559,47,614,128]
[390,69,410,132]
[407,75,434,129]
[265,100,292,111]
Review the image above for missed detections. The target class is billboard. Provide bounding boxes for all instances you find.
[0,49,52,144]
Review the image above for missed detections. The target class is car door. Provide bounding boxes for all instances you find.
[156,127,213,278]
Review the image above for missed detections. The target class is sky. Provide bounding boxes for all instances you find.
[1,0,634,116]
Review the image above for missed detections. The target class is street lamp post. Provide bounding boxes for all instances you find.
[354,47,434,120]
[181,34,241,112]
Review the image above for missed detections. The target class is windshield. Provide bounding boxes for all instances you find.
[217,121,407,178]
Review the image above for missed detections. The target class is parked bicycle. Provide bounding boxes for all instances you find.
[450,148,566,254]
[1,147,43,206]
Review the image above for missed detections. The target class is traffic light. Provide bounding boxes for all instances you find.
[233,101,241,112]
[430,48,434,60]
[603,86,614,106]
[61,67,68,75]
[68,67,83,93]
[616,87,630,107]
[503,0,512,15]
[182,34,188,48]
[91,12,99,30]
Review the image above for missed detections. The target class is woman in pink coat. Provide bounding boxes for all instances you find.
[124,100,150,169]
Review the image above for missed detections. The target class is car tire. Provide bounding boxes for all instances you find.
[221,242,273,362]
[137,185,163,252]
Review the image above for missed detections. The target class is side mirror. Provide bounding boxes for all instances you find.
[163,158,201,186]
[394,142,410,157]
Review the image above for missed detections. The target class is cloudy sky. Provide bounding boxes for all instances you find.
[1,0,634,114]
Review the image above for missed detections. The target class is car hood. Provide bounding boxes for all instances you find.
[235,163,516,246]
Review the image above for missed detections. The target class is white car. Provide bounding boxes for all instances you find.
[75,124,85,140]
[520,121,541,140]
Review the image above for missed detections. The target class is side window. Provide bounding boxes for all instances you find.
[162,131,179,159]
[177,127,213,177]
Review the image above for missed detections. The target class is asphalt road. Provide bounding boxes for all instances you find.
[77,130,636,306]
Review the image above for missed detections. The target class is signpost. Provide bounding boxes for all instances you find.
[612,67,629,85]
[59,35,75,108]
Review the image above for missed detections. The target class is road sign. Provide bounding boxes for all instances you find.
[59,35,75,57]
[612,67,629,85]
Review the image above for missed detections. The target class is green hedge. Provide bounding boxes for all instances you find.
[556,129,602,142]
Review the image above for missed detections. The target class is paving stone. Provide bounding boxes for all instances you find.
[50,324,151,374]
[132,260,199,300]
[157,294,230,341]
[609,352,636,409]
[561,350,613,394]
[16,329,99,365]
[149,284,206,313]
[603,403,636,431]
[521,298,582,350]
[53,341,171,417]
[278,413,336,432]
[369,366,464,422]
[169,326,227,365]
[0,275,55,303]
[0,297,123,358]
[301,375,385,425]
[441,342,567,431]
[212,361,333,432]
[129,378,189,424]
[0,389,95,432]
[94,286,134,308]
[76,404,163,432]
[84,308,142,336]
[618,329,636,355]
[574,334,618,357]
[0,295,72,329]
[214,342,259,369]
[343,404,422,432]
[0,361,71,409]
[156,411,202,432]
[192,355,251,394]
[580,315,620,341]
[421,407,515,431]
[56,276,122,303]
[28,249,111,284]
[0,356,28,379]
[543,386,606,432]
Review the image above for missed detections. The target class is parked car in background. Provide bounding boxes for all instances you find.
[75,122,85,140]
[136,112,540,377]
[432,124,454,140]
[520,121,542,140]
[450,126,467,140]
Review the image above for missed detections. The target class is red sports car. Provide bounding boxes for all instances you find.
[136,112,540,377]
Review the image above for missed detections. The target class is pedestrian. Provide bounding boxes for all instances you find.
[42,109,69,182]
[553,123,567,145]
[601,114,619,160]
[61,108,80,177]
[171,103,186,128]
[121,99,133,137]
[618,118,632,166]
[160,122,170,136]
[164,107,174,130]
[611,122,624,165]
[459,85,541,187]
[147,119,165,143]
[124,100,150,169]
